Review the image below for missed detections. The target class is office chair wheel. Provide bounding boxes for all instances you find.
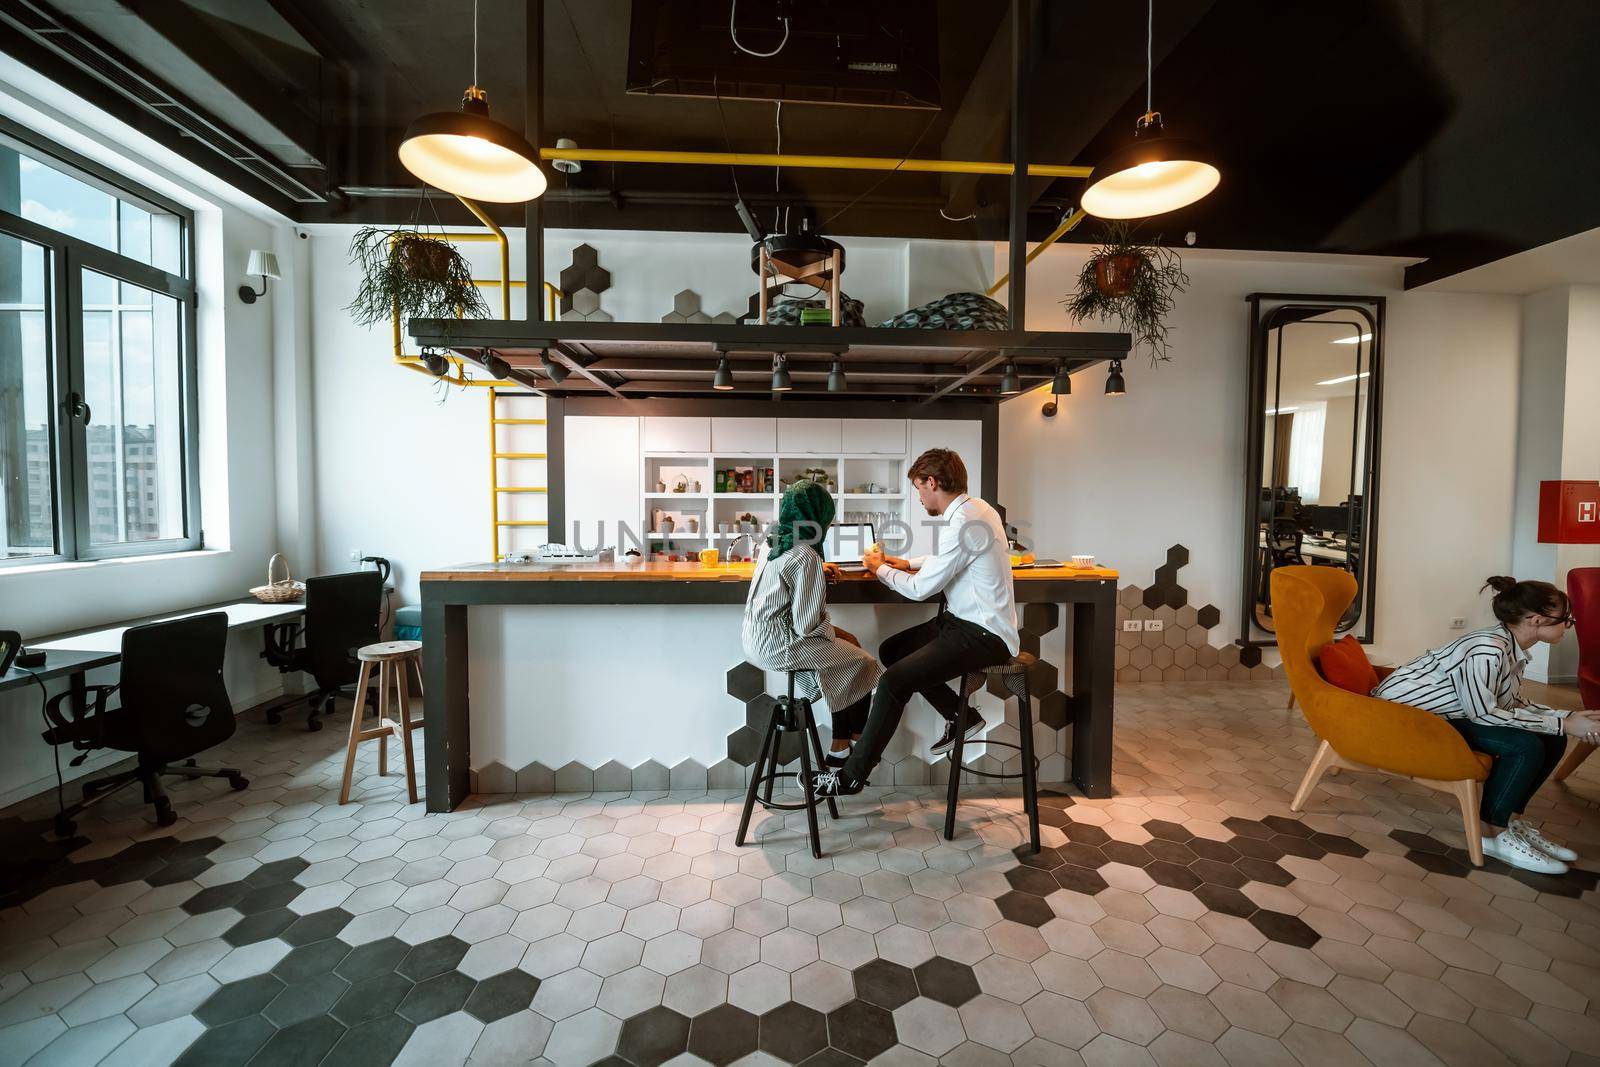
[228,773,250,791]
[54,814,76,838]
[154,800,177,827]
[265,705,282,725]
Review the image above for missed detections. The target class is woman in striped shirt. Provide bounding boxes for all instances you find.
[741,480,883,768]
[1374,576,1600,874]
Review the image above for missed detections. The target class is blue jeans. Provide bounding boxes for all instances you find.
[1451,720,1567,827]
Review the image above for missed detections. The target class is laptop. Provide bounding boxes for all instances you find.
[824,522,876,570]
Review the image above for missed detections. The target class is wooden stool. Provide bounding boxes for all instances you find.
[340,640,423,805]
[945,652,1041,854]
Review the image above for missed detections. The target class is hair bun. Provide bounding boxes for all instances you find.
[1483,575,1517,594]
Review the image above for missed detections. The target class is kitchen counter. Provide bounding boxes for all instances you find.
[420,560,1119,811]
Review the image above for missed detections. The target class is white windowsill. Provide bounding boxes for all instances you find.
[0,547,230,579]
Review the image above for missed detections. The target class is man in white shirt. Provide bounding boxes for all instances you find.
[812,448,1018,797]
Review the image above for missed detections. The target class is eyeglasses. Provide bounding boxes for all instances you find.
[1541,613,1575,628]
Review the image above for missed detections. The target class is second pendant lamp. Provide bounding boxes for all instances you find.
[399,1,547,203]
[1081,0,1219,220]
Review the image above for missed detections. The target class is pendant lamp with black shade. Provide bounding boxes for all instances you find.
[1081,0,1219,220]
[398,1,547,203]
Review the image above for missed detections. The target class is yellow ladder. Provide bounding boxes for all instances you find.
[489,387,549,560]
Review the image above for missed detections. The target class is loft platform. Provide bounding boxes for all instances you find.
[408,319,1131,403]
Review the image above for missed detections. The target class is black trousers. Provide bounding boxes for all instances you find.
[840,613,1009,781]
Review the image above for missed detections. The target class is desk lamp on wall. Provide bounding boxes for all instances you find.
[238,250,280,304]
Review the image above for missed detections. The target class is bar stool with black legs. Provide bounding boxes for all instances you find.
[736,670,840,859]
[944,652,1041,854]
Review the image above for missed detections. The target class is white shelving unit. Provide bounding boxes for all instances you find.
[641,450,911,560]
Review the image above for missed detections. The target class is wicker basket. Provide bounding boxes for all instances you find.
[251,553,306,604]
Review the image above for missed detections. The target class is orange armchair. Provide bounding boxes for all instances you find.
[1273,566,1492,865]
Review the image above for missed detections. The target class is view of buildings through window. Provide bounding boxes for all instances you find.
[0,143,188,560]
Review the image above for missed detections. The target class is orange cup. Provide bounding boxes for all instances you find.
[698,548,720,567]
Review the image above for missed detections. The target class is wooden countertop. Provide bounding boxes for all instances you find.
[421,561,1119,582]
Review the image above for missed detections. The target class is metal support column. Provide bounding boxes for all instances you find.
[1007,0,1029,331]
[526,0,544,326]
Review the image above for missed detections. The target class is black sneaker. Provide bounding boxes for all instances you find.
[809,769,865,797]
[929,709,986,756]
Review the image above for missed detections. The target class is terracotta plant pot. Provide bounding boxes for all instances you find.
[398,238,454,284]
[1094,252,1143,297]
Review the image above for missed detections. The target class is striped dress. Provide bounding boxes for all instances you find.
[1372,624,1570,735]
[741,543,882,711]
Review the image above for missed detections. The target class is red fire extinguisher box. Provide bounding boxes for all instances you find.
[1540,480,1600,544]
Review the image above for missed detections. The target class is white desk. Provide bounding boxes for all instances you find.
[1259,532,1349,564]
[33,600,304,654]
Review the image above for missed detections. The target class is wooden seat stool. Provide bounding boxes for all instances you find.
[340,640,423,805]
[945,652,1042,854]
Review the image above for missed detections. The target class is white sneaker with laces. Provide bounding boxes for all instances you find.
[1483,828,1569,874]
[1510,818,1579,863]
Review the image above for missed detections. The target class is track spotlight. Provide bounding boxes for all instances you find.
[1051,361,1072,397]
[999,361,1021,395]
[714,355,735,390]
[828,358,847,392]
[1105,359,1127,396]
[771,354,793,392]
[541,351,570,384]
[481,352,511,380]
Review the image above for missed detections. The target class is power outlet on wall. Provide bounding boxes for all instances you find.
[1143,619,1165,632]
[1449,617,1467,630]
[1122,620,1143,632]
[348,549,362,563]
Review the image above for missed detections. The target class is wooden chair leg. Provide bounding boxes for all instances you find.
[395,657,420,804]
[1553,740,1596,782]
[376,661,390,777]
[1286,691,1297,711]
[1452,779,1484,866]
[1289,739,1338,812]
[340,661,373,805]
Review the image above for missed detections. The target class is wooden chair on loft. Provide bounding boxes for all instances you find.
[752,229,845,326]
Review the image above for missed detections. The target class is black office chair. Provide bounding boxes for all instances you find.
[261,570,384,731]
[43,612,247,836]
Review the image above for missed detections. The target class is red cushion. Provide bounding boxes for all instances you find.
[1320,635,1379,695]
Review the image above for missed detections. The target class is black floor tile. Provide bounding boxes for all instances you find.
[234,882,302,916]
[1057,843,1108,870]
[397,936,470,981]
[825,999,897,1061]
[332,972,414,1027]
[760,1002,829,1063]
[244,858,311,888]
[397,970,475,1024]
[1003,865,1058,897]
[181,883,247,915]
[1249,909,1320,949]
[1271,835,1327,861]
[1189,859,1247,888]
[851,959,917,1010]
[1189,838,1240,863]
[335,938,409,982]
[464,969,539,1023]
[1222,817,1275,840]
[274,938,351,982]
[1052,864,1108,896]
[249,1015,346,1066]
[195,973,285,1026]
[1235,858,1294,887]
[223,908,296,947]
[913,956,980,1007]
[1145,861,1202,891]
[321,1015,416,1067]
[619,1005,692,1067]
[1099,842,1152,868]
[1062,822,1110,846]
[282,908,354,947]
[688,1003,760,1065]
[1144,838,1196,865]
[263,970,350,1028]
[174,1014,275,1067]
[1194,883,1257,919]
[1142,820,1194,842]
[996,890,1054,927]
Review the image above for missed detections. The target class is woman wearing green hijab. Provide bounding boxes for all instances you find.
[742,479,882,767]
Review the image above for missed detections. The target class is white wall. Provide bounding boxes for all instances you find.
[0,63,293,804]
[997,246,1524,666]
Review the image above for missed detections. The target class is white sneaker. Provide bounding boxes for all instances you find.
[1483,828,1570,874]
[1510,818,1579,863]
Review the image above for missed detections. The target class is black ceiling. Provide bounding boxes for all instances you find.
[3,0,1595,285]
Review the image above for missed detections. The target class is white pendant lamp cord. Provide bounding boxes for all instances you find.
[1146,0,1153,116]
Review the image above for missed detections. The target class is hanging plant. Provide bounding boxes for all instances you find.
[1064,221,1189,364]
[346,226,490,333]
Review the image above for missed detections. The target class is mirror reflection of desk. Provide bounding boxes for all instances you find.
[1257,530,1350,564]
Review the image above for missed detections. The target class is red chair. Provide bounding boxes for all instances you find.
[1553,567,1600,781]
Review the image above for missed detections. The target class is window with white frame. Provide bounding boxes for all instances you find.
[0,123,198,565]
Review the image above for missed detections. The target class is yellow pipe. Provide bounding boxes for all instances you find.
[490,387,499,560]
[539,146,1092,178]
[457,197,511,320]
[987,208,1089,297]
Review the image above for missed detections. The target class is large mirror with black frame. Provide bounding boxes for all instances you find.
[1243,295,1383,646]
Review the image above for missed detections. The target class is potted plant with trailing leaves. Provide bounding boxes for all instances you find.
[1064,221,1190,364]
[347,226,489,375]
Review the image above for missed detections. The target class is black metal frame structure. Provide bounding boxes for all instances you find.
[1241,293,1385,648]
[0,117,201,568]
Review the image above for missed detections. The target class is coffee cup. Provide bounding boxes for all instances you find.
[698,548,720,567]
